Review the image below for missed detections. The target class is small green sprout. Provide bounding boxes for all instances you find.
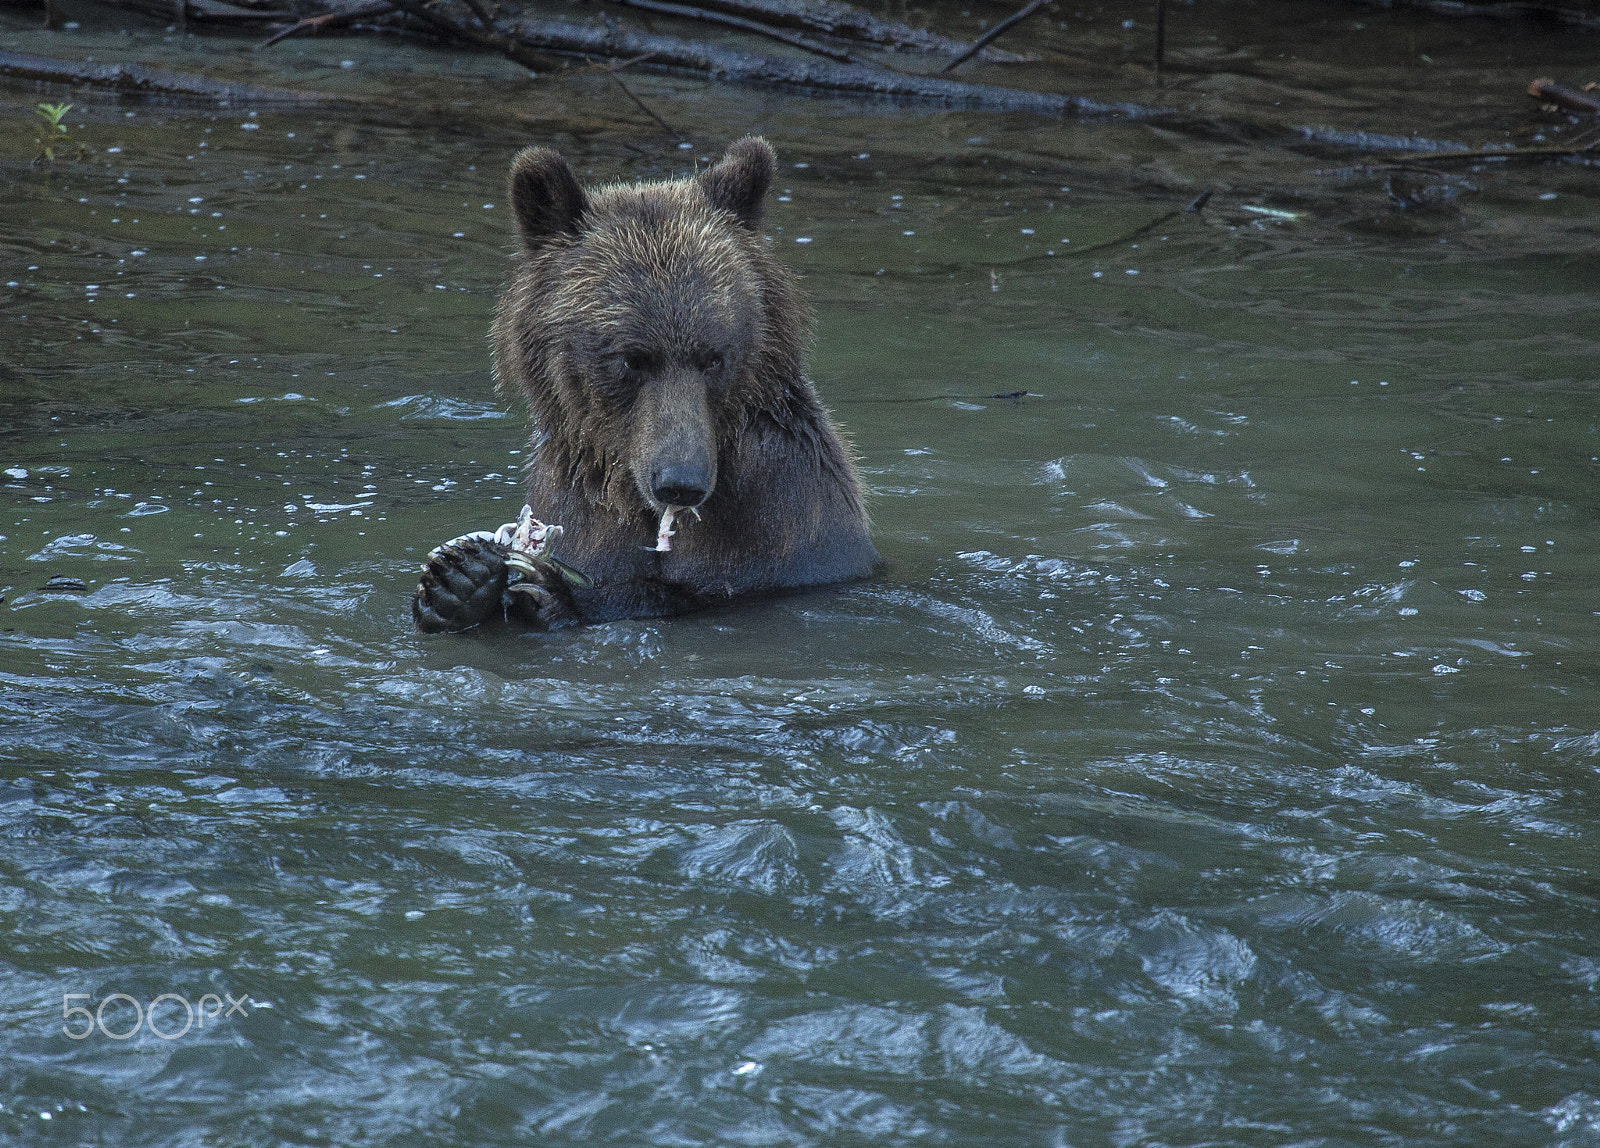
[33,102,85,164]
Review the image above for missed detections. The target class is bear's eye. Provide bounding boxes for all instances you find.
[620,349,653,374]
[695,350,725,373]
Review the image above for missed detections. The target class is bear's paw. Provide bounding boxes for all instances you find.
[412,534,511,633]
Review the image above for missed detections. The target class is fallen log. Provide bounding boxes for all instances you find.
[77,0,1032,64]
[607,0,877,67]
[258,0,397,49]
[497,12,1160,115]
[88,0,296,23]
[1350,0,1600,33]
[1294,125,1470,152]
[337,0,1160,116]
[0,0,1163,121]
[0,6,1160,120]
[384,0,558,71]
[1313,135,1600,174]
[0,47,328,102]
[676,0,1031,60]
[1389,140,1600,162]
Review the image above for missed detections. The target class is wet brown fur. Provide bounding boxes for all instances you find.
[486,137,879,625]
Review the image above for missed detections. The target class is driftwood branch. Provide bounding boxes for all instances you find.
[1155,0,1165,86]
[1349,0,1600,32]
[458,0,496,31]
[88,0,295,24]
[1313,136,1600,175]
[383,0,556,70]
[0,47,329,102]
[599,52,685,138]
[1529,77,1600,115]
[493,12,1155,114]
[608,0,877,67]
[1054,205,1185,258]
[163,0,1034,65]
[941,0,1048,73]
[258,0,395,48]
[1390,141,1600,163]
[1294,126,1470,152]
[679,0,1031,60]
[0,0,1162,117]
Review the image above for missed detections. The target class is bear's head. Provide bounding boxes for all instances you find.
[496,137,807,520]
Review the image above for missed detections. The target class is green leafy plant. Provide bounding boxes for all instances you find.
[33,102,84,164]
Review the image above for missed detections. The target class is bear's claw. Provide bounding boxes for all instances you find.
[412,505,591,633]
[412,535,511,633]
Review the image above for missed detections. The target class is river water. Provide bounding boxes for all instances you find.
[3,16,1600,1145]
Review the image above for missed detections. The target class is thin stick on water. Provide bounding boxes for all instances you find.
[1155,0,1166,87]
[603,56,684,141]
[458,0,495,31]
[258,1,395,50]
[941,0,1048,73]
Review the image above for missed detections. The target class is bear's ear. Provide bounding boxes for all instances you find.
[697,136,776,230]
[508,146,589,251]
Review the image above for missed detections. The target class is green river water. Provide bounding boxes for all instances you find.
[3,9,1600,1144]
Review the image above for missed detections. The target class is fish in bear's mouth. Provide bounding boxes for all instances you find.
[647,504,701,553]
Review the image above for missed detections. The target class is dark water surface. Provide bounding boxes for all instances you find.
[3,25,1600,1145]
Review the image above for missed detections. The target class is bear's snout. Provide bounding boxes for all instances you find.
[632,370,719,512]
[650,463,712,509]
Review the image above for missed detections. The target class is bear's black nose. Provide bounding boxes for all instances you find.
[651,465,710,508]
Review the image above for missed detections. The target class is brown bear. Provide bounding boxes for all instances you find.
[412,137,879,633]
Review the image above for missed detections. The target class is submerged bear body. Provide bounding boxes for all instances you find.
[412,137,878,633]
